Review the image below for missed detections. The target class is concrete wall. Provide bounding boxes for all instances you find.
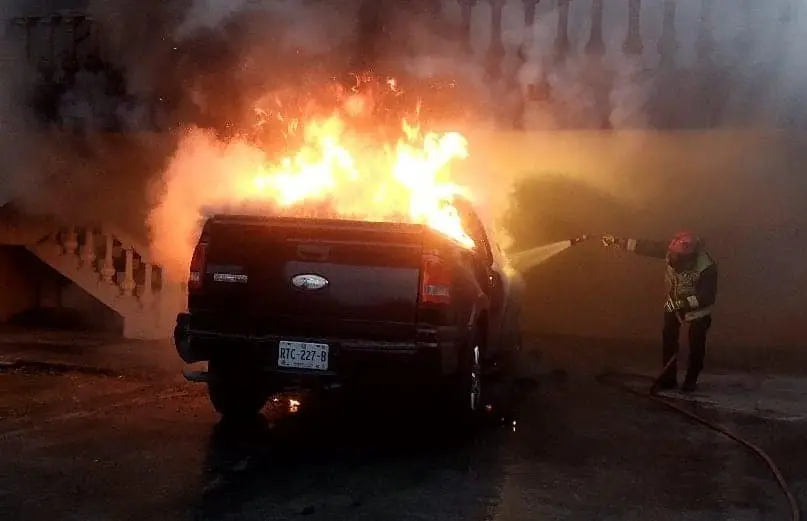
[0,245,122,333]
[0,246,40,321]
[463,129,807,349]
[2,128,804,351]
[60,281,123,333]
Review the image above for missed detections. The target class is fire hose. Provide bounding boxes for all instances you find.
[597,356,801,521]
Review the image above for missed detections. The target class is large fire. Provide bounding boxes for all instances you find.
[149,75,477,278]
[238,115,473,247]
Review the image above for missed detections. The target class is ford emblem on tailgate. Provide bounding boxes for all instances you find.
[291,274,329,290]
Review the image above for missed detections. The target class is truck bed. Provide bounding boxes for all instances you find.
[186,214,462,341]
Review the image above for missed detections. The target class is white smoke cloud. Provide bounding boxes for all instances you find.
[608,55,651,129]
[175,0,359,54]
[512,0,807,130]
[175,0,253,37]
[5,0,807,270]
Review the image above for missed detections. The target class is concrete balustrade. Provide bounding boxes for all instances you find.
[19,224,182,339]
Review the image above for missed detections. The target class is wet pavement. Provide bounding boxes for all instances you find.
[0,350,805,521]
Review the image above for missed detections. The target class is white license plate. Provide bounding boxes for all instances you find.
[277,341,329,371]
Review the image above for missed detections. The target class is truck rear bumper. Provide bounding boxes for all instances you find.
[173,313,462,390]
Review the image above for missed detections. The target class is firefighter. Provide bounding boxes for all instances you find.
[601,231,718,392]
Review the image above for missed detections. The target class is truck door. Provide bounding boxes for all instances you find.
[455,200,506,354]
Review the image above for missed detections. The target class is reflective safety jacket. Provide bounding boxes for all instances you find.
[625,238,718,322]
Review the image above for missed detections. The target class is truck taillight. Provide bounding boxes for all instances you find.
[421,252,452,305]
[188,241,207,292]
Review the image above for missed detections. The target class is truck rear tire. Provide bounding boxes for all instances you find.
[207,362,268,420]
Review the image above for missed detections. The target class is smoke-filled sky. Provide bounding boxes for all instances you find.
[0,0,804,215]
[2,0,805,204]
[0,0,806,345]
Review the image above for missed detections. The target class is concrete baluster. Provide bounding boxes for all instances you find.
[121,247,135,297]
[657,0,678,68]
[101,233,115,284]
[64,226,78,257]
[141,262,154,304]
[523,0,540,27]
[623,0,643,56]
[585,0,605,56]
[81,228,95,268]
[485,0,506,80]
[458,0,476,55]
[521,0,550,105]
[553,0,570,62]
[695,0,715,63]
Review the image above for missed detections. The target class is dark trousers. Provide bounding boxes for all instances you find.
[661,312,712,384]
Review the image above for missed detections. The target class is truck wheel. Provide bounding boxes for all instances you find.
[207,362,268,420]
[445,329,484,429]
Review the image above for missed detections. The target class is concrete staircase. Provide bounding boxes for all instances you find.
[0,206,185,339]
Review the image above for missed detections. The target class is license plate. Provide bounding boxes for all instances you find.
[277,341,329,371]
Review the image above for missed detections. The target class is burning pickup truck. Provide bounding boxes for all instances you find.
[173,198,524,425]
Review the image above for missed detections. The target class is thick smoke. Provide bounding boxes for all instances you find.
[496,0,807,348]
[512,0,807,130]
[0,0,502,254]
[3,0,806,220]
[0,0,180,234]
[140,0,504,278]
[2,0,807,347]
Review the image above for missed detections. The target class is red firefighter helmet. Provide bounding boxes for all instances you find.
[668,231,700,255]
[667,231,701,269]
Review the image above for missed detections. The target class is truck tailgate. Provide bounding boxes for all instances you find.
[196,217,424,331]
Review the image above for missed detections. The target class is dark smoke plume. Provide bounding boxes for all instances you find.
[2,0,807,347]
[0,0,492,240]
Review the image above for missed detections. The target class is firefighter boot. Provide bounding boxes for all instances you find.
[682,316,711,394]
[660,312,682,390]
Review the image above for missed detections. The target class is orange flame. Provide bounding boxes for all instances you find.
[242,115,474,248]
[149,76,477,277]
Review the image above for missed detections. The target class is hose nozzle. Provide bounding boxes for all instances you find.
[570,234,590,246]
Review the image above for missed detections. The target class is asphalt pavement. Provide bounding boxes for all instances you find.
[1,339,805,521]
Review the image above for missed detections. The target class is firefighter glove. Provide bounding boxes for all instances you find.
[570,234,590,246]
[601,235,627,249]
